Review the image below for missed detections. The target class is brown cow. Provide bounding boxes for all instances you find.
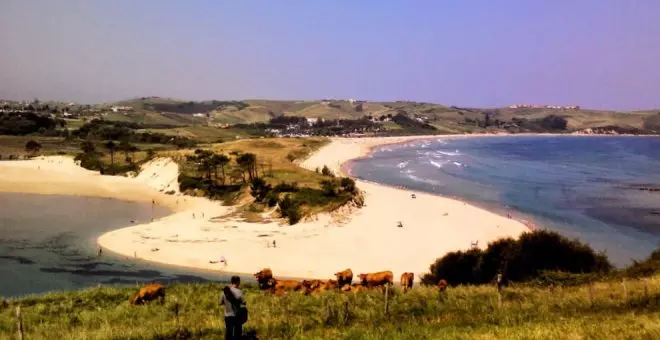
[341,283,369,293]
[254,268,273,290]
[437,279,448,292]
[334,268,353,287]
[301,279,324,291]
[358,270,394,287]
[130,283,166,305]
[400,272,414,293]
[270,279,304,296]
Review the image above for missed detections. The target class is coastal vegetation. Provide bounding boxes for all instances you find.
[173,138,362,224]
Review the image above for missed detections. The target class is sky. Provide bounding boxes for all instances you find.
[1,1,659,110]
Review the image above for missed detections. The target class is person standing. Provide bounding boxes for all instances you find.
[221,276,247,340]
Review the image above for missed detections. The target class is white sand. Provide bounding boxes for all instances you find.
[0,137,528,282]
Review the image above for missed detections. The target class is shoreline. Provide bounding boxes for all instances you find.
[0,135,532,283]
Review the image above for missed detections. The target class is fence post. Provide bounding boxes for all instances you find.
[644,278,649,299]
[16,306,24,340]
[384,284,390,316]
[497,290,503,309]
[622,279,628,303]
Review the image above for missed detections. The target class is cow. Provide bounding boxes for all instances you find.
[130,283,166,305]
[301,279,324,291]
[437,279,448,292]
[254,268,274,290]
[334,268,353,287]
[400,272,414,293]
[358,270,394,288]
[270,279,304,296]
[341,283,368,293]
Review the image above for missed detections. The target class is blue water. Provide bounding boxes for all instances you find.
[350,136,660,267]
[0,193,232,298]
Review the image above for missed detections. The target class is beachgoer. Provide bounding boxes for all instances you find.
[220,255,227,267]
[98,247,102,257]
[272,240,276,248]
[221,276,247,340]
[496,273,504,292]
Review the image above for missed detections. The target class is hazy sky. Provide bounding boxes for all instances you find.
[1,1,659,109]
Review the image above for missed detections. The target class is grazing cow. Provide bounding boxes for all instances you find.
[437,279,448,292]
[254,268,274,290]
[400,272,414,293]
[130,283,166,305]
[320,279,339,291]
[358,271,394,288]
[301,279,324,291]
[270,279,304,296]
[334,268,353,287]
[341,283,368,293]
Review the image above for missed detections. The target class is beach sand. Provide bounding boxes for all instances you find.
[0,136,528,282]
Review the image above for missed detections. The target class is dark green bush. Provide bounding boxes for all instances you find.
[321,165,334,177]
[422,229,613,286]
[250,178,272,202]
[622,248,660,278]
[273,181,299,193]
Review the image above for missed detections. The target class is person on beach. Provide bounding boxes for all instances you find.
[98,247,102,257]
[221,276,247,340]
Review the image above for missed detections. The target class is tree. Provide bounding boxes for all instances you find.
[80,140,96,154]
[212,153,230,184]
[25,140,41,156]
[236,153,258,181]
[104,141,117,165]
[321,165,334,177]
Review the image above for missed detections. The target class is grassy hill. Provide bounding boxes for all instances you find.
[103,97,660,135]
[1,274,658,339]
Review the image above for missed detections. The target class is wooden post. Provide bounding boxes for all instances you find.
[622,279,628,303]
[644,278,649,299]
[497,290,503,309]
[16,306,24,340]
[384,284,390,316]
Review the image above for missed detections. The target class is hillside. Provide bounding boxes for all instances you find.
[1,274,658,339]
[104,97,660,135]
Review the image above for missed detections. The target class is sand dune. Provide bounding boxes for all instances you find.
[0,137,528,282]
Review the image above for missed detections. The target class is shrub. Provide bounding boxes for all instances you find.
[278,194,302,224]
[340,177,356,194]
[250,178,272,202]
[320,179,339,196]
[273,182,299,193]
[321,165,334,177]
[622,248,660,278]
[422,230,613,286]
[422,249,483,286]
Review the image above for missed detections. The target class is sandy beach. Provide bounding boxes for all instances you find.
[0,136,529,282]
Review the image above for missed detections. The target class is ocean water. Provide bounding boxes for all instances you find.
[0,193,227,298]
[350,135,660,267]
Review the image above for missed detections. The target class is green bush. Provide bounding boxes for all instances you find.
[622,248,660,278]
[250,178,272,202]
[273,181,299,193]
[321,165,334,177]
[422,229,613,286]
[278,194,302,224]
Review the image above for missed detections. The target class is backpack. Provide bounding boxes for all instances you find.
[224,286,248,324]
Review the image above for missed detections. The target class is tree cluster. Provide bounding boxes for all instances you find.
[73,119,197,147]
[421,229,612,286]
[0,111,66,136]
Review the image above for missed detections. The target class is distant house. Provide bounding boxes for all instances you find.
[306,117,319,125]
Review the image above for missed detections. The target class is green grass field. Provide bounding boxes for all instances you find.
[1,274,659,339]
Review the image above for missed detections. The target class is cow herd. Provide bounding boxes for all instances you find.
[253,268,448,296]
[127,270,449,305]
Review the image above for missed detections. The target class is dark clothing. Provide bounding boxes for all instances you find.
[224,316,242,340]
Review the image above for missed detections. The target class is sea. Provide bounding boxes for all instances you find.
[0,193,227,298]
[349,135,660,267]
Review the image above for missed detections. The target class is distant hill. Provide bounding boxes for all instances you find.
[86,97,660,134]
